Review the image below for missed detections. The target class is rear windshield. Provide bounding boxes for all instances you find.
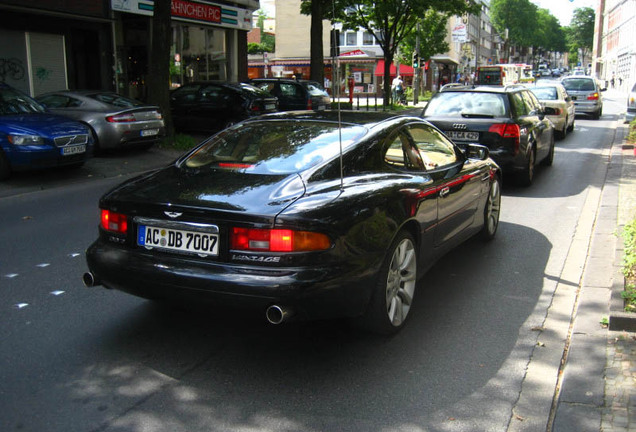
[182,120,367,174]
[88,93,144,108]
[530,87,558,100]
[424,92,507,117]
[562,78,596,92]
[238,83,274,97]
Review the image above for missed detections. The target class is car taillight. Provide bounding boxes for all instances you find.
[106,113,136,122]
[587,92,599,100]
[250,103,262,113]
[101,209,128,234]
[489,123,521,154]
[307,98,313,110]
[551,107,562,115]
[231,227,330,252]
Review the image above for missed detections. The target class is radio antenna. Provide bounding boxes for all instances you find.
[331,0,344,191]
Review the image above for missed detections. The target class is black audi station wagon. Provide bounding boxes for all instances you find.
[85,111,502,334]
[422,85,555,186]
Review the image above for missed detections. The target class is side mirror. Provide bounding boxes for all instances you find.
[463,143,490,161]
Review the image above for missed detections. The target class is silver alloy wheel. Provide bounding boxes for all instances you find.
[385,237,417,327]
[485,179,501,237]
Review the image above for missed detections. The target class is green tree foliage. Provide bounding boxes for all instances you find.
[490,0,538,47]
[567,7,595,65]
[338,0,477,104]
[398,10,450,66]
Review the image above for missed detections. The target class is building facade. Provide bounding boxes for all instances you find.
[0,0,258,99]
[593,0,635,90]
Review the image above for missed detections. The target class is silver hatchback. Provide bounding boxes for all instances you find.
[36,91,165,153]
[560,76,606,119]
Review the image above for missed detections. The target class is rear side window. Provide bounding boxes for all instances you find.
[38,94,82,108]
[511,93,529,116]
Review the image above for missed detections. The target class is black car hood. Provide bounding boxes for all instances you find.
[101,164,306,217]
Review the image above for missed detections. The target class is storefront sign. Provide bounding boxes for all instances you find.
[340,49,367,57]
[111,0,252,30]
[452,24,467,43]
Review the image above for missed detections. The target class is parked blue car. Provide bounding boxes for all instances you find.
[0,83,92,180]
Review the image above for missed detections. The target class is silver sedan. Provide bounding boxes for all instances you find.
[36,91,165,153]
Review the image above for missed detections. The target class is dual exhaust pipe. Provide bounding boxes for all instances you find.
[83,272,293,325]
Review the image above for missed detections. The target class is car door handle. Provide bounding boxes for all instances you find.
[439,187,450,198]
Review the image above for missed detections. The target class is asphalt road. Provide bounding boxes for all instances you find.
[0,95,627,432]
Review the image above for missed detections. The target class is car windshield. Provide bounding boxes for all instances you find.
[562,78,595,91]
[183,120,367,174]
[0,87,47,115]
[88,93,144,108]
[424,92,507,117]
[530,87,558,100]
[238,83,274,97]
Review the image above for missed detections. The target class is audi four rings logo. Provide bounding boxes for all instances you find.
[452,124,468,130]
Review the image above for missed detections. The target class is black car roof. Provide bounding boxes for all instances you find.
[440,85,527,94]
[247,110,420,127]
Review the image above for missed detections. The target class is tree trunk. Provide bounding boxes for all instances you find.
[383,50,393,107]
[147,0,174,138]
[309,0,324,84]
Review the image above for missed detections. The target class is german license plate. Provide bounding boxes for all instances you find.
[141,129,159,137]
[138,225,219,256]
[265,104,276,110]
[61,145,86,156]
[445,131,479,141]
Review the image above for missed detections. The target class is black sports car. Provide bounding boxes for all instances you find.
[84,111,502,334]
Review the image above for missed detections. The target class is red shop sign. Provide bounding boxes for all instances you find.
[171,0,221,23]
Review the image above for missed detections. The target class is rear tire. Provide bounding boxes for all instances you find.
[517,147,535,187]
[542,134,555,167]
[481,176,501,241]
[360,230,417,335]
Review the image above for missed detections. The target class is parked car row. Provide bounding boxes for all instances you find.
[0,77,333,179]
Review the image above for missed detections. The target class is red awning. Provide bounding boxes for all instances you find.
[374,60,414,77]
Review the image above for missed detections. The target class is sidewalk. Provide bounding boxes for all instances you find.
[551,109,636,431]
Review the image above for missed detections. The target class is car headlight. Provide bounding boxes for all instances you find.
[8,134,44,145]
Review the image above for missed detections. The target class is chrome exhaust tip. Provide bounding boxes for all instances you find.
[82,272,100,287]
[265,305,293,325]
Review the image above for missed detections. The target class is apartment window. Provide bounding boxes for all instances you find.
[346,31,357,46]
[362,31,375,46]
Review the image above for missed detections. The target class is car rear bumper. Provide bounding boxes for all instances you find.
[85,240,375,320]
[98,123,166,149]
[573,101,602,114]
